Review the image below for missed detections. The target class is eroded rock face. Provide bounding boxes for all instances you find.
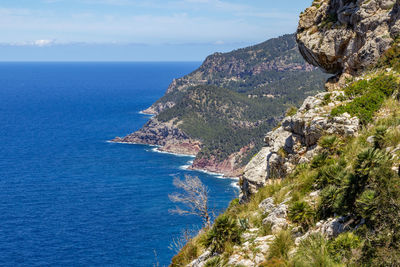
[297,0,400,75]
[111,118,202,156]
[240,91,360,202]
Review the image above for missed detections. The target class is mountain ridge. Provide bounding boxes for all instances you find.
[113,34,329,177]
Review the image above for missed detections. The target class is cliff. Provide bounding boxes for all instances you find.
[297,0,400,76]
[172,0,400,266]
[114,34,328,177]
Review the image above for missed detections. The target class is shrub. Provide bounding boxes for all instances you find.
[203,214,241,253]
[288,201,315,229]
[317,185,341,219]
[355,189,376,220]
[315,162,345,189]
[170,240,199,267]
[311,152,329,168]
[373,126,387,149]
[204,256,223,267]
[331,74,399,124]
[322,93,332,105]
[329,232,361,263]
[268,230,294,261]
[292,233,340,267]
[286,106,298,117]
[319,135,337,151]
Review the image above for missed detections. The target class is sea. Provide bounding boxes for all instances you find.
[0,62,239,266]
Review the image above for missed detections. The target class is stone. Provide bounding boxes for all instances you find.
[187,250,212,267]
[258,197,275,214]
[240,90,360,201]
[297,0,399,75]
[262,204,289,233]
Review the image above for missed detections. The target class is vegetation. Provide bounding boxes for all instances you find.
[171,82,400,266]
[331,74,399,124]
[171,27,400,267]
[203,214,242,254]
[151,34,328,165]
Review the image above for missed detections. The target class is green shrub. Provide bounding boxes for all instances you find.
[322,93,332,105]
[329,232,361,262]
[311,153,328,169]
[315,162,345,189]
[355,189,376,220]
[319,135,337,151]
[317,185,341,219]
[373,126,387,149]
[238,218,250,231]
[203,214,241,253]
[268,230,294,261]
[331,74,399,124]
[170,240,199,267]
[288,201,315,229]
[286,106,298,117]
[292,233,341,267]
[204,256,223,267]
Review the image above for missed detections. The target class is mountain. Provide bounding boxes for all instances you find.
[113,34,329,176]
[172,0,400,266]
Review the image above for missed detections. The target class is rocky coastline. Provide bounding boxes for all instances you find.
[111,117,242,177]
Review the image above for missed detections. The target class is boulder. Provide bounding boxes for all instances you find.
[297,0,399,75]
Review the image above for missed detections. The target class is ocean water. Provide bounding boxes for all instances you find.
[0,62,238,266]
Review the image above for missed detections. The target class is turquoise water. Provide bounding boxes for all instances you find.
[0,62,238,266]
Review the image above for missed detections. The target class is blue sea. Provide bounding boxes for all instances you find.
[0,62,238,266]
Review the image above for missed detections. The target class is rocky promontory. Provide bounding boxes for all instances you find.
[114,35,328,178]
[112,118,202,156]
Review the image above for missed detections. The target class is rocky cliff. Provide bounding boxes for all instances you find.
[297,0,400,76]
[114,35,328,177]
[172,1,400,266]
[242,0,400,204]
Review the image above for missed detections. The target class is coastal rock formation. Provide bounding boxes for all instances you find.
[240,91,360,202]
[112,118,201,155]
[113,35,329,178]
[297,0,400,75]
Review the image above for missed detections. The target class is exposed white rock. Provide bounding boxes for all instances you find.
[295,216,351,245]
[240,91,360,202]
[262,204,289,233]
[258,197,275,214]
[187,250,212,267]
[297,0,399,75]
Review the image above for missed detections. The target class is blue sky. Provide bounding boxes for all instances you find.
[0,0,313,61]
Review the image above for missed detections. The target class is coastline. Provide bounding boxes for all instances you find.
[109,139,239,182]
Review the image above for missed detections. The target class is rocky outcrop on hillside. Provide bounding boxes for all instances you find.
[297,0,400,76]
[240,91,360,202]
[112,118,202,155]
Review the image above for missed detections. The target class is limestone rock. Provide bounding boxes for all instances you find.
[240,91,360,201]
[262,204,289,233]
[187,250,212,267]
[297,0,399,75]
[258,197,275,214]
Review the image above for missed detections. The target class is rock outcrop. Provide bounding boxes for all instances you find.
[240,91,360,202]
[112,118,202,156]
[297,0,400,75]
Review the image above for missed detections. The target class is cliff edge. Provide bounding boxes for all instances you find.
[297,0,400,76]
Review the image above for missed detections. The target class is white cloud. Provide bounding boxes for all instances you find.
[34,39,55,46]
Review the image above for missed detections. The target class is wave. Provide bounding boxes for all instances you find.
[138,111,155,117]
[150,147,196,158]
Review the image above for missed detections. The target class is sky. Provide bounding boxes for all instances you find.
[0,0,313,61]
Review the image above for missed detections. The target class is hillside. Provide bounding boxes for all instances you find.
[172,0,400,266]
[113,34,329,176]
